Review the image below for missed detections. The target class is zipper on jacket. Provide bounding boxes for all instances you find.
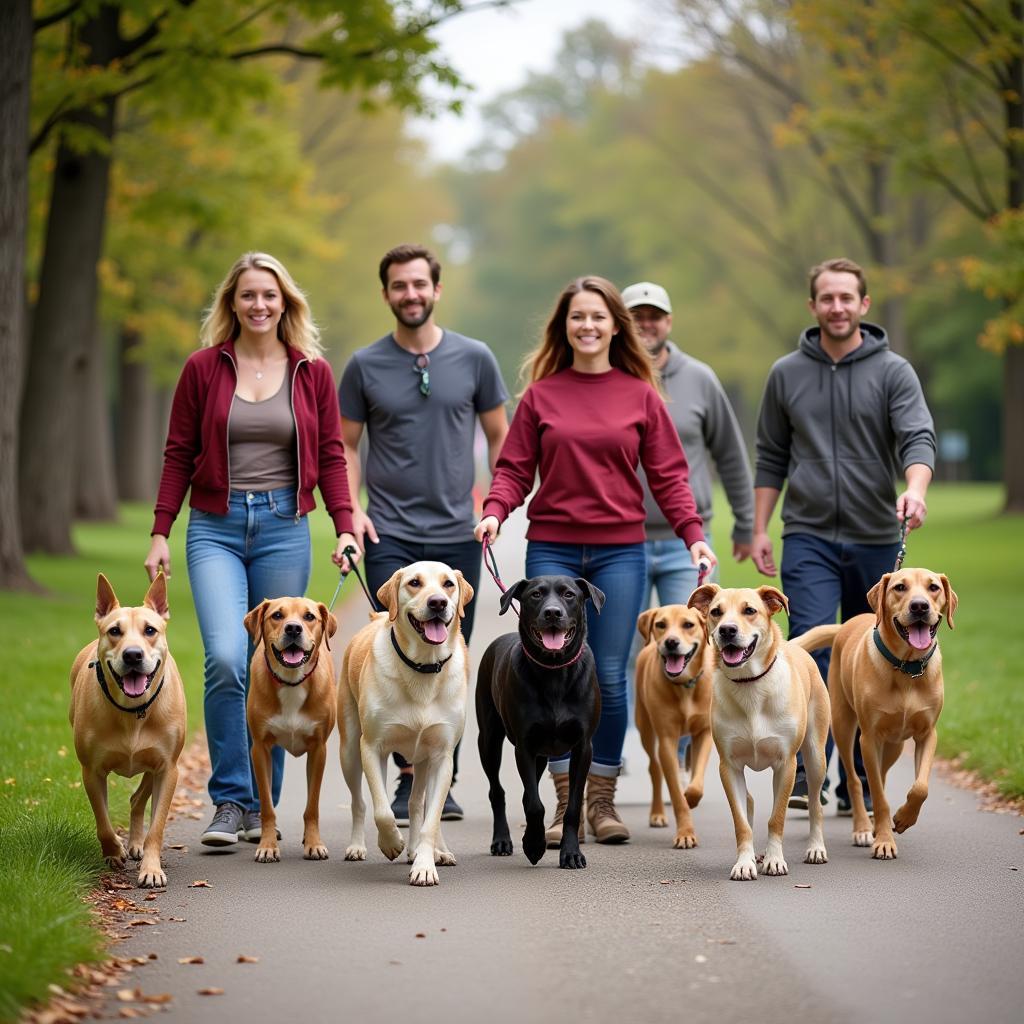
[224,350,237,513]
[830,363,840,539]
[291,357,306,522]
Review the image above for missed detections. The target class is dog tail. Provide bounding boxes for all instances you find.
[792,625,840,652]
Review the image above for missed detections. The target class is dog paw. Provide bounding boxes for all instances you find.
[344,845,366,861]
[522,828,547,865]
[127,842,144,861]
[303,844,329,861]
[804,844,828,865]
[559,848,587,869]
[103,852,127,872]
[649,813,668,828]
[762,854,789,877]
[377,822,405,861]
[436,850,457,866]
[137,864,167,888]
[852,829,872,847]
[684,785,704,808]
[892,804,918,834]
[491,838,514,856]
[872,838,898,860]
[730,857,758,881]
[673,831,698,849]
[255,845,280,863]
[409,860,439,886]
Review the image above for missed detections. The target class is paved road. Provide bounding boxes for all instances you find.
[99,507,1023,1023]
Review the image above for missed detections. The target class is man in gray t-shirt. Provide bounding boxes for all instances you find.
[339,243,509,822]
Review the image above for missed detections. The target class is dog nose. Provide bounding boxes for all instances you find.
[664,637,679,651]
[718,623,738,642]
[122,646,145,666]
[427,595,448,615]
[284,622,303,638]
[909,598,930,617]
[541,605,564,623]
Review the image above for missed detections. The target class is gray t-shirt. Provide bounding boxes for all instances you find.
[338,330,508,542]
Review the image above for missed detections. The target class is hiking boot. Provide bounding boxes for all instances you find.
[441,789,464,821]
[586,772,630,844]
[239,809,280,842]
[201,802,244,846]
[544,771,585,849]
[787,776,829,811]
[391,772,413,826]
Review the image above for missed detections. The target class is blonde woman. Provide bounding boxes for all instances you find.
[474,276,715,844]
[145,252,356,847]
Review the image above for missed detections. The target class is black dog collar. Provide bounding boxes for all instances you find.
[91,659,164,719]
[390,628,452,674]
[263,646,320,687]
[730,656,777,684]
[872,627,937,678]
[519,640,585,671]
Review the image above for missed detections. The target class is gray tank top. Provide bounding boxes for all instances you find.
[228,376,297,491]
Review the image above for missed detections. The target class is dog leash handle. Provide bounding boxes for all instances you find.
[696,559,712,587]
[327,545,382,613]
[893,515,910,572]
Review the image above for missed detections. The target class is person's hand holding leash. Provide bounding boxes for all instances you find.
[750,531,776,577]
[689,540,716,578]
[331,532,360,572]
[896,490,927,530]
[474,516,500,544]
[144,535,172,581]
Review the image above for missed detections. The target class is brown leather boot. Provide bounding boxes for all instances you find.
[544,771,585,849]
[586,772,630,844]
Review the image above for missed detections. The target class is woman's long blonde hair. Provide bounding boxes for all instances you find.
[520,276,659,392]
[199,252,323,359]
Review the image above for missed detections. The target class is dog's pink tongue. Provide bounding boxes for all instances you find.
[281,647,306,666]
[722,646,746,666]
[908,624,933,651]
[665,654,686,675]
[541,629,567,651]
[122,672,148,697]
[424,619,449,644]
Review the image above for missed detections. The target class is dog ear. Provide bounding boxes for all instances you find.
[377,569,403,622]
[940,575,958,629]
[454,570,475,621]
[757,586,789,617]
[318,602,338,651]
[143,572,170,620]
[637,608,657,643]
[243,601,269,649]
[867,573,890,624]
[687,583,719,617]
[499,579,528,617]
[96,574,119,622]
[575,578,605,613]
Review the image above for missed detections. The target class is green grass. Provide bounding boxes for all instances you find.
[0,502,345,1023]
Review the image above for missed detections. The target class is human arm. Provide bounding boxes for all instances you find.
[897,464,932,530]
[889,360,936,532]
[477,391,540,533]
[751,487,781,577]
[313,360,355,550]
[340,416,376,552]
[479,403,509,474]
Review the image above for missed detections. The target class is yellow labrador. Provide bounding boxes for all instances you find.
[339,561,473,886]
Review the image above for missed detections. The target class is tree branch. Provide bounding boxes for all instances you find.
[33,1,82,32]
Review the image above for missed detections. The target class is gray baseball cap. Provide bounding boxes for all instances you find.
[622,281,672,314]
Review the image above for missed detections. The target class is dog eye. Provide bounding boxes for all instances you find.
[654,619,666,630]
[143,625,157,637]
[928,583,940,592]
[303,612,316,621]
[893,583,906,592]
[563,590,576,601]
[443,580,455,590]
[407,578,421,589]
[108,625,122,637]
[682,622,694,630]
[743,607,756,616]
[709,607,722,618]
[271,611,284,620]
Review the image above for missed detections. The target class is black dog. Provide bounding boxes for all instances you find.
[476,575,604,869]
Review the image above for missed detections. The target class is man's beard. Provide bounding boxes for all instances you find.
[820,317,859,343]
[391,297,434,329]
[645,338,669,360]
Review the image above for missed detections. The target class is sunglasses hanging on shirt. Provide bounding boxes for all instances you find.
[413,352,430,397]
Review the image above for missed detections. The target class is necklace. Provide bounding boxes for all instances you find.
[255,370,264,380]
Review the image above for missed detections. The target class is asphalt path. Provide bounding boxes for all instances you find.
[98,507,1023,1023]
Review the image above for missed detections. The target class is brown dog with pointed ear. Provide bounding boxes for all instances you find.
[69,573,186,887]
[634,604,714,849]
[244,597,337,863]
[794,567,958,860]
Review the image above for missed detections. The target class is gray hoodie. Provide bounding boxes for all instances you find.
[755,323,935,544]
[643,342,754,544]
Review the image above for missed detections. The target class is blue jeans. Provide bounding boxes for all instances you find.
[186,488,312,810]
[526,540,647,776]
[782,532,899,797]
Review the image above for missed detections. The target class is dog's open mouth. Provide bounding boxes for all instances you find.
[273,644,312,669]
[662,642,699,678]
[720,638,757,667]
[410,613,449,646]
[109,661,159,698]
[894,617,938,652]
[531,624,577,652]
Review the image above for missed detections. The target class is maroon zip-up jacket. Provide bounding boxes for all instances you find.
[152,339,354,538]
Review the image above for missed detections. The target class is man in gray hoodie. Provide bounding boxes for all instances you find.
[752,257,935,813]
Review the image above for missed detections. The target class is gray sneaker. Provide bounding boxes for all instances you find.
[201,802,244,846]
[239,809,281,842]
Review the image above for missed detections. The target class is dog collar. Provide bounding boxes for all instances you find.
[91,659,165,719]
[670,669,702,689]
[518,640,585,671]
[263,646,320,687]
[390,628,452,674]
[872,628,937,678]
[729,656,777,684]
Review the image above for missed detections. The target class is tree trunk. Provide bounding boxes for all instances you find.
[18,6,119,553]
[0,0,37,590]
[116,325,160,503]
[74,327,119,520]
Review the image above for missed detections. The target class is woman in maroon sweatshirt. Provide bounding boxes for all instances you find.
[144,252,356,848]
[475,275,716,844]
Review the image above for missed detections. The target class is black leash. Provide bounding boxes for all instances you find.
[328,544,383,613]
[482,535,519,617]
[893,515,911,572]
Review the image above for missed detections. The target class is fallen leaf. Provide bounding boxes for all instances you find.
[110,882,133,891]
[197,988,224,996]
[147,953,158,959]
[188,880,211,888]
[389,959,402,965]
[440,928,447,933]
[169,844,188,850]
[415,933,426,938]
[794,884,812,889]
[127,919,158,927]
[140,992,173,1004]
[236,955,260,964]
[119,1009,142,1019]
[177,956,204,965]
[144,894,158,902]
[116,988,138,1001]
[168,917,186,923]
[658,880,672,885]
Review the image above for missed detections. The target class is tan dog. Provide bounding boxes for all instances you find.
[795,567,957,860]
[689,584,830,881]
[244,597,338,863]
[339,561,472,886]
[634,604,713,849]
[69,574,186,888]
